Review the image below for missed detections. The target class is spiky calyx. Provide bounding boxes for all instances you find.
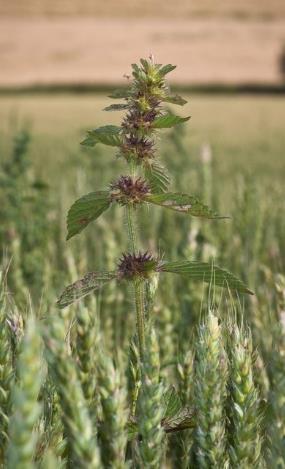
[122,107,161,135]
[110,176,150,205]
[118,58,180,163]
[117,252,160,280]
[121,60,166,138]
[120,136,155,162]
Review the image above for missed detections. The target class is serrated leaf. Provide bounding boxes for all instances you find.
[104,103,129,112]
[163,95,187,106]
[80,135,96,147]
[108,89,131,99]
[132,63,144,80]
[57,271,115,308]
[162,406,194,433]
[145,193,225,219]
[158,64,176,76]
[144,161,170,193]
[127,405,194,441]
[152,114,190,129]
[163,386,183,419]
[67,191,111,240]
[140,58,150,71]
[132,63,140,74]
[161,386,194,433]
[81,125,121,147]
[161,261,254,295]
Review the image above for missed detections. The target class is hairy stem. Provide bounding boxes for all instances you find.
[134,279,146,359]
[126,201,146,359]
[126,203,137,254]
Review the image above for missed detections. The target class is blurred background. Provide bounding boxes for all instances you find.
[1,0,285,87]
[1,0,285,187]
[0,1,284,307]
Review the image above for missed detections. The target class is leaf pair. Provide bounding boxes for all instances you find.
[107,94,187,108]
[66,189,226,240]
[81,114,190,148]
[57,259,253,309]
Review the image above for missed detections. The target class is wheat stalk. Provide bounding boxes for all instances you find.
[97,347,128,469]
[227,323,263,468]
[137,326,165,468]
[43,314,101,468]
[194,312,228,468]
[7,316,43,469]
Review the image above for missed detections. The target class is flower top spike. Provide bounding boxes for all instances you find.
[81,57,189,193]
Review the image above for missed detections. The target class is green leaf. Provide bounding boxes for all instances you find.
[67,191,111,240]
[127,399,194,441]
[144,161,170,193]
[145,193,226,219]
[161,261,254,295]
[57,271,115,308]
[152,114,190,129]
[163,95,187,106]
[81,125,121,147]
[132,63,145,81]
[140,58,150,71]
[161,386,194,432]
[158,64,176,76]
[108,89,131,99]
[104,103,129,112]
[163,386,182,419]
[162,406,194,433]
[79,135,95,147]
[132,63,141,74]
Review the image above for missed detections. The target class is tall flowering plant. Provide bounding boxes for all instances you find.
[57,57,252,360]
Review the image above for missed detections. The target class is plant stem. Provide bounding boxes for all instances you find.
[134,279,146,359]
[126,203,137,254]
[125,202,146,359]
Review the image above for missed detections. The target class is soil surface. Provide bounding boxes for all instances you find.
[1,17,285,86]
[1,0,285,19]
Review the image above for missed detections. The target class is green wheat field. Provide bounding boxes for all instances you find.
[0,90,284,468]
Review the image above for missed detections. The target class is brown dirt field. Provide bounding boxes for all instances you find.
[1,0,285,19]
[1,17,285,87]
